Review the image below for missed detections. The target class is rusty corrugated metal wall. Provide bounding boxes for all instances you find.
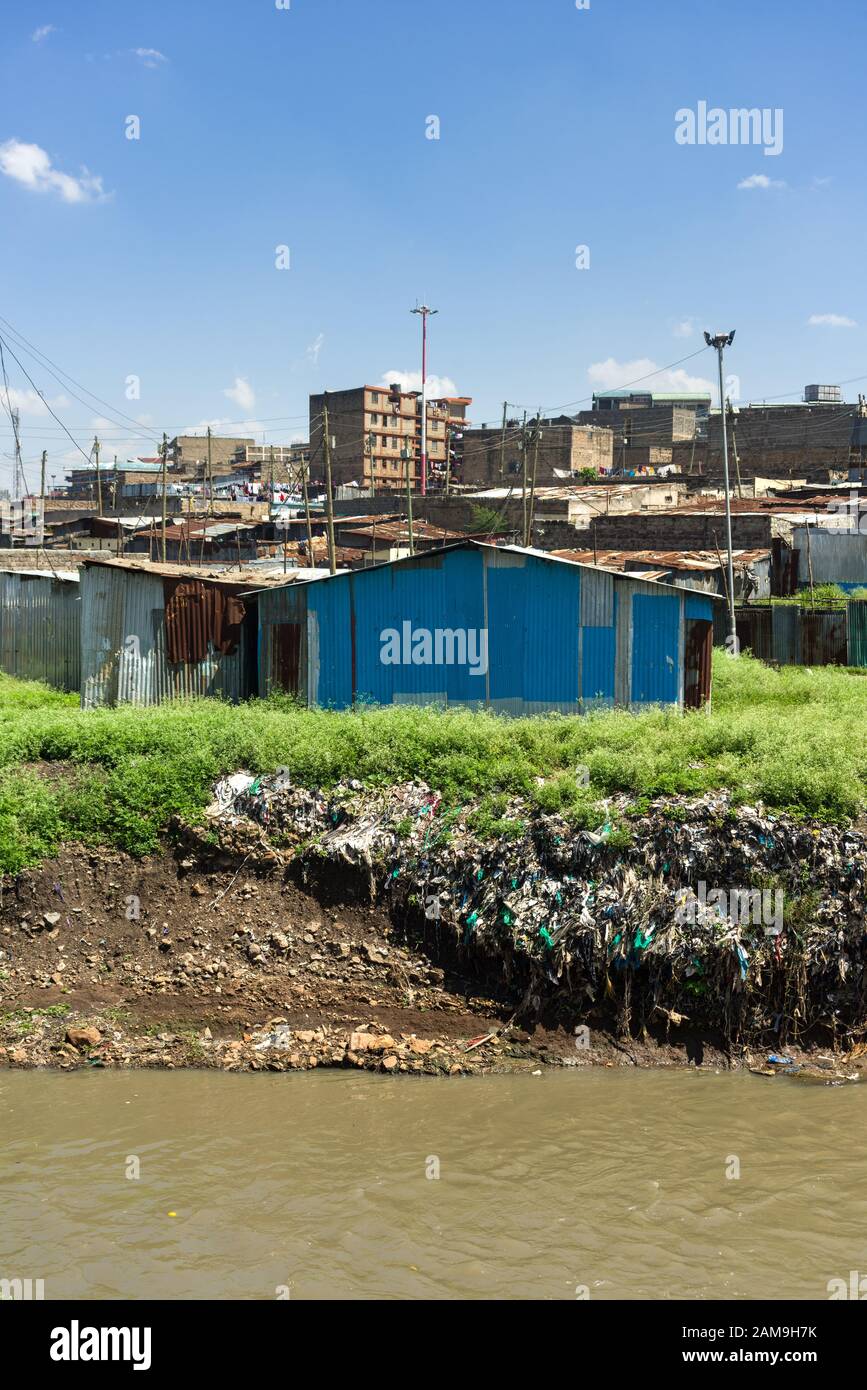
[715,602,850,667]
[80,565,257,708]
[0,570,81,692]
[848,599,867,667]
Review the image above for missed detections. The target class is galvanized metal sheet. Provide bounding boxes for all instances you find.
[0,570,81,692]
[848,599,867,667]
[630,591,681,706]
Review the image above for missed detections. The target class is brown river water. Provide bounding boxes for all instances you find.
[2,1068,864,1300]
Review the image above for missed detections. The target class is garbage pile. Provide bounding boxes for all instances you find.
[198,772,867,1048]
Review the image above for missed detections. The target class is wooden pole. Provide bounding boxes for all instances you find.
[405,448,415,555]
[525,409,541,547]
[160,432,168,563]
[206,426,213,514]
[498,400,508,479]
[93,435,103,517]
[301,446,314,565]
[322,397,337,574]
[805,518,815,608]
[520,410,528,546]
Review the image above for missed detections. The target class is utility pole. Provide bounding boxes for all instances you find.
[404,447,415,555]
[367,432,376,501]
[300,447,314,566]
[113,455,122,556]
[11,408,24,504]
[269,444,275,508]
[498,401,508,479]
[444,418,451,496]
[726,396,743,499]
[705,331,738,649]
[525,409,542,547]
[520,410,528,547]
[410,302,438,496]
[39,449,46,551]
[160,431,168,564]
[93,435,103,517]
[322,396,337,575]
[205,427,213,514]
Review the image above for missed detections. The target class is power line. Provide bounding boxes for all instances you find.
[0,331,95,468]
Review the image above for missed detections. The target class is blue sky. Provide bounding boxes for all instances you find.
[1,0,865,488]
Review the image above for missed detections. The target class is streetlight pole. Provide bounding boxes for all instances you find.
[705,330,737,650]
[411,302,438,496]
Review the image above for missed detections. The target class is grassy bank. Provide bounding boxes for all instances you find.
[0,651,865,873]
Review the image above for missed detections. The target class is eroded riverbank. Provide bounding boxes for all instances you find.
[0,783,865,1083]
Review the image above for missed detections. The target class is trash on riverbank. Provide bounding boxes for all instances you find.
[187,772,867,1051]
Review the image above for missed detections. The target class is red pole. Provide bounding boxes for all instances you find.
[421,309,427,497]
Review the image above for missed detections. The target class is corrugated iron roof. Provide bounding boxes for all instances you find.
[0,567,79,582]
[80,557,295,587]
[551,547,771,573]
[254,540,726,601]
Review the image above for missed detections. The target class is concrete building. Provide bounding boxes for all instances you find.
[309,385,472,493]
[703,400,867,483]
[591,389,711,427]
[459,419,613,487]
[66,461,163,502]
[167,435,254,475]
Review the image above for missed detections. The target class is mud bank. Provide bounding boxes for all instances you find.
[0,845,681,1076]
[1,779,866,1082]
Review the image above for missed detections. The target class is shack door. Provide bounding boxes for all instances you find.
[683,618,713,709]
[270,621,304,696]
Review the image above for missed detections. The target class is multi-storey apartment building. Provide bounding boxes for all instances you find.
[309,385,472,492]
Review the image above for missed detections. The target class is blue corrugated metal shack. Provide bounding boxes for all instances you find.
[0,567,81,692]
[255,542,718,713]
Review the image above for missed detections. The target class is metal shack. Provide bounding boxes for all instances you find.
[255,542,717,713]
[0,567,81,692]
[79,558,278,708]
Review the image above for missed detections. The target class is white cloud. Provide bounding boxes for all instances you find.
[808,313,857,328]
[379,369,458,397]
[32,24,57,43]
[133,48,168,68]
[587,357,715,398]
[306,333,325,366]
[737,173,786,190]
[0,385,70,416]
[0,139,107,203]
[223,377,256,412]
[673,318,694,339]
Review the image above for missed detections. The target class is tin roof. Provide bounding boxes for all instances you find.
[80,556,306,587]
[551,547,771,573]
[0,567,79,582]
[252,540,725,601]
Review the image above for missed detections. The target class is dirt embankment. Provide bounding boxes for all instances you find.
[2,775,867,1084]
[0,844,598,1075]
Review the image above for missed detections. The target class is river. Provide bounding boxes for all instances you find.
[1,1068,862,1300]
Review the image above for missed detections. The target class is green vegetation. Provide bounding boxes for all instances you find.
[771,583,867,608]
[468,505,505,534]
[0,652,865,873]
